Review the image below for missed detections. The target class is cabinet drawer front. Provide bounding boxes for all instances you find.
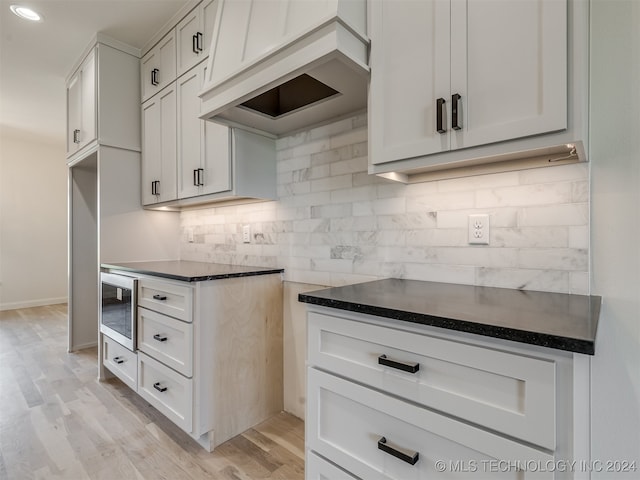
[307,451,358,480]
[308,312,556,449]
[103,334,137,391]
[138,278,192,321]
[308,368,553,480]
[138,307,193,377]
[138,352,192,432]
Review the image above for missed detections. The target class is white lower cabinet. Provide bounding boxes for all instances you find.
[308,369,553,480]
[102,271,283,452]
[306,451,358,480]
[138,307,193,377]
[138,351,193,432]
[306,307,580,479]
[102,334,137,391]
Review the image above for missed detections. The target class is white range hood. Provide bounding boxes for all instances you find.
[199,0,370,137]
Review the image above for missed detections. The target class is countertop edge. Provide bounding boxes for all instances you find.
[102,263,284,283]
[298,293,597,355]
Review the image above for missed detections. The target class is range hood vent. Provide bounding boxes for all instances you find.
[199,0,369,137]
[240,74,340,119]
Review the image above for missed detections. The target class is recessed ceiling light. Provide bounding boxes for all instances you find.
[10,5,42,22]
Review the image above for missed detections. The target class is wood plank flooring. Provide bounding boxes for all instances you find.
[0,304,305,480]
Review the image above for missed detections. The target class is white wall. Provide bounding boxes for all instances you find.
[590,0,640,473]
[0,129,68,310]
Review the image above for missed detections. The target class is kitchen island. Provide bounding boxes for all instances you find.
[100,260,283,452]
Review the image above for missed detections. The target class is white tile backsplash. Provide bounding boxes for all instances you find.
[180,114,590,294]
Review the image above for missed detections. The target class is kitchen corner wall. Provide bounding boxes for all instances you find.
[180,113,590,419]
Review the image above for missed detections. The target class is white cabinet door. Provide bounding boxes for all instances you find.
[178,63,231,199]
[176,0,217,76]
[308,368,554,480]
[177,67,202,199]
[141,31,177,102]
[202,119,231,195]
[369,0,450,165]
[141,84,177,205]
[450,0,567,151]
[66,72,81,156]
[370,0,569,169]
[66,49,96,157]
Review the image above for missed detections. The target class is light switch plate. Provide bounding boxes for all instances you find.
[468,214,490,245]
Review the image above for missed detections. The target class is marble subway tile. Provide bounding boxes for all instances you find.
[403,263,476,285]
[329,272,381,287]
[476,183,572,208]
[491,227,569,248]
[377,212,438,230]
[517,248,588,271]
[519,203,588,227]
[310,174,352,192]
[569,272,589,295]
[476,268,570,293]
[329,127,367,149]
[406,191,475,212]
[330,156,368,176]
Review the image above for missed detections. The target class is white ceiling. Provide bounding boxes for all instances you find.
[0,0,189,144]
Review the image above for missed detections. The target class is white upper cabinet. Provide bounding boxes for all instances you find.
[177,63,231,199]
[142,84,178,206]
[176,0,216,77]
[141,31,177,103]
[66,38,140,161]
[67,49,96,156]
[369,0,587,180]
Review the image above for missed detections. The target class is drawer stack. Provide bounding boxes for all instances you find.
[306,310,563,480]
[136,277,194,433]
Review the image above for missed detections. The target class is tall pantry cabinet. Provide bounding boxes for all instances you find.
[67,34,180,352]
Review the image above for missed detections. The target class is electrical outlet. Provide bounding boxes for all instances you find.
[242,225,251,243]
[468,214,490,245]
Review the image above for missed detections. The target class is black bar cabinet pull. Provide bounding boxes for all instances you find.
[378,437,419,465]
[436,98,446,134]
[113,356,124,364]
[153,382,167,393]
[197,168,204,186]
[151,180,160,196]
[151,68,159,86]
[197,32,203,52]
[153,294,167,301]
[452,93,462,130]
[192,34,198,54]
[193,169,199,186]
[153,334,168,342]
[378,354,419,373]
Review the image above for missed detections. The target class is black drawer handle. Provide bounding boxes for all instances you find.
[153,334,168,342]
[153,382,167,393]
[436,97,446,134]
[153,294,167,301]
[113,356,124,364]
[452,93,462,130]
[378,437,419,465]
[378,354,419,374]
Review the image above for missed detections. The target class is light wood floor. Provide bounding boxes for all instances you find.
[0,304,305,480]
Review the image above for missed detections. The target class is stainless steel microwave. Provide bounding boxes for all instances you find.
[100,272,137,351]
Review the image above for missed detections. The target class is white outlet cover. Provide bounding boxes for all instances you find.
[242,225,251,243]
[468,214,490,245]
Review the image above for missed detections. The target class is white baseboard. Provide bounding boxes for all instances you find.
[0,297,68,311]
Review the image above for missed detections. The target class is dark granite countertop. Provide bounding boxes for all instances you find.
[102,260,283,283]
[299,278,601,355]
